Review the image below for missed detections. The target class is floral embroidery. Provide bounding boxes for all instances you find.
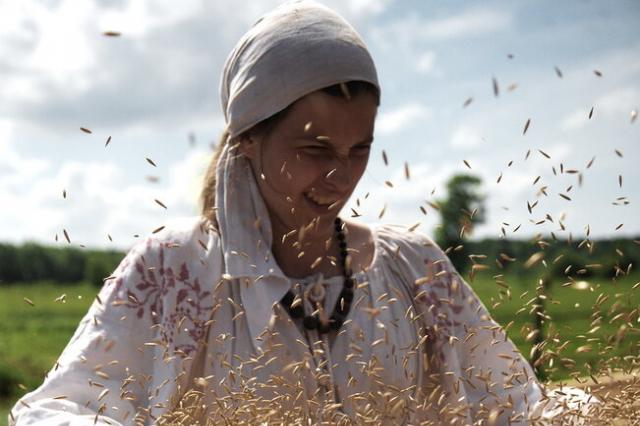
[109,238,214,355]
[415,257,468,362]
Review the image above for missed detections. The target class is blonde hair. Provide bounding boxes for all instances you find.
[199,129,229,225]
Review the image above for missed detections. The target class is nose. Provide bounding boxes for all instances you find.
[324,155,352,191]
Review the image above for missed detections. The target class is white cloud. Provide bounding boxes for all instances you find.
[450,125,483,150]
[415,51,436,74]
[0,121,51,185]
[345,0,390,16]
[561,87,639,130]
[423,8,512,39]
[597,87,639,117]
[376,102,431,135]
[560,109,587,131]
[0,133,209,247]
[371,7,512,51]
[164,147,211,212]
[96,0,203,38]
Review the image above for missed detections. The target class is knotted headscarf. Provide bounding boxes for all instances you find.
[214,0,380,352]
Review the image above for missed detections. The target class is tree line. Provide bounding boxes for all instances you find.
[0,235,637,287]
[0,243,124,287]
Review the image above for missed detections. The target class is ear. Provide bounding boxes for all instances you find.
[237,134,257,160]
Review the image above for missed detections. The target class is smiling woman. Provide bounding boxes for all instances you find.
[10,1,599,425]
[213,83,378,279]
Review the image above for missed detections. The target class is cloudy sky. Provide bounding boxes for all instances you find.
[1,0,638,250]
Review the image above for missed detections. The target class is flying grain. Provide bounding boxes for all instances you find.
[554,66,563,78]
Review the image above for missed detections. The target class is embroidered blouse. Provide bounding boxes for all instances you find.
[10,216,596,425]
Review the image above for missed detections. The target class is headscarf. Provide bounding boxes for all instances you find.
[214,0,380,352]
[220,0,379,138]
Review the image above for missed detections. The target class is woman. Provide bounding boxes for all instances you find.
[10,1,597,424]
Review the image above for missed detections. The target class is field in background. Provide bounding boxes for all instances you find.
[1,273,639,424]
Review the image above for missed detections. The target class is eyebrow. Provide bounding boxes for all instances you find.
[299,135,374,145]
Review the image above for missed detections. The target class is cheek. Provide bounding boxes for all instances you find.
[287,157,329,187]
[262,151,325,194]
[350,155,370,181]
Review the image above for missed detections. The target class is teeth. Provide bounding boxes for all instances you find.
[306,192,338,206]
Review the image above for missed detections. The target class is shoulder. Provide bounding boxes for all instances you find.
[372,224,471,308]
[148,216,219,246]
[374,223,445,262]
[99,217,224,356]
[110,216,222,289]
[132,216,221,259]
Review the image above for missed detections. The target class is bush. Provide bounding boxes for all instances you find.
[84,251,124,287]
[0,364,26,399]
[0,243,21,283]
[15,243,55,282]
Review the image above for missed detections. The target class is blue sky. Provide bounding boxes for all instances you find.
[1,0,638,249]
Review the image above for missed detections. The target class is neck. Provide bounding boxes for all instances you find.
[270,216,342,279]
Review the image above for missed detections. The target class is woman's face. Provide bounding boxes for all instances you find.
[240,89,377,237]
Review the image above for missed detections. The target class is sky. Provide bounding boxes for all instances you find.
[0,0,638,250]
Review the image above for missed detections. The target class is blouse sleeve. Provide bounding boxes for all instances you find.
[9,217,222,425]
[380,225,598,424]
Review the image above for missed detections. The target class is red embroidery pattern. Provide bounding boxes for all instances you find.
[110,239,214,355]
[416,258,471,361]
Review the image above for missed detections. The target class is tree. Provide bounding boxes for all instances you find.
[435,174,486,272]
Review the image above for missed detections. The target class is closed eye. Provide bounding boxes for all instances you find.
[302,145,330,152]
[351,143,372,155]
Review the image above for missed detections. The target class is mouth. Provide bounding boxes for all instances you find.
[304,191,342,210]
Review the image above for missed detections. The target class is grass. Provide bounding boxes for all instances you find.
[0,281,97,425]
[0,273,638,424]
[469,271,640,382]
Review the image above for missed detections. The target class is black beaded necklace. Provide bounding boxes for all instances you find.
[279,217,355,334]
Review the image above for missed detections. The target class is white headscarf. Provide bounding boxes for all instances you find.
[220,0,380,138]
[214,0,380,352]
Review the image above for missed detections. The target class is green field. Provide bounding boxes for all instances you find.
[0,282,97,424]
[1,273,639,424]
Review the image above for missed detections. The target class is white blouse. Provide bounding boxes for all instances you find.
[9,217,596,425]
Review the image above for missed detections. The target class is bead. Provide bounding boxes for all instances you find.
[303,315,318,330]
[338,241,347,249]
[336,232,345,241]
[290,304,304,318]
[318,321,331,334]
[345,278,355,289]
[340,289,354,303]
[281,291,294,306]
[330,314,344,330]
[337,303,350,316]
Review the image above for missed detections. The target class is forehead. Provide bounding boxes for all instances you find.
[279,90,377,137]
